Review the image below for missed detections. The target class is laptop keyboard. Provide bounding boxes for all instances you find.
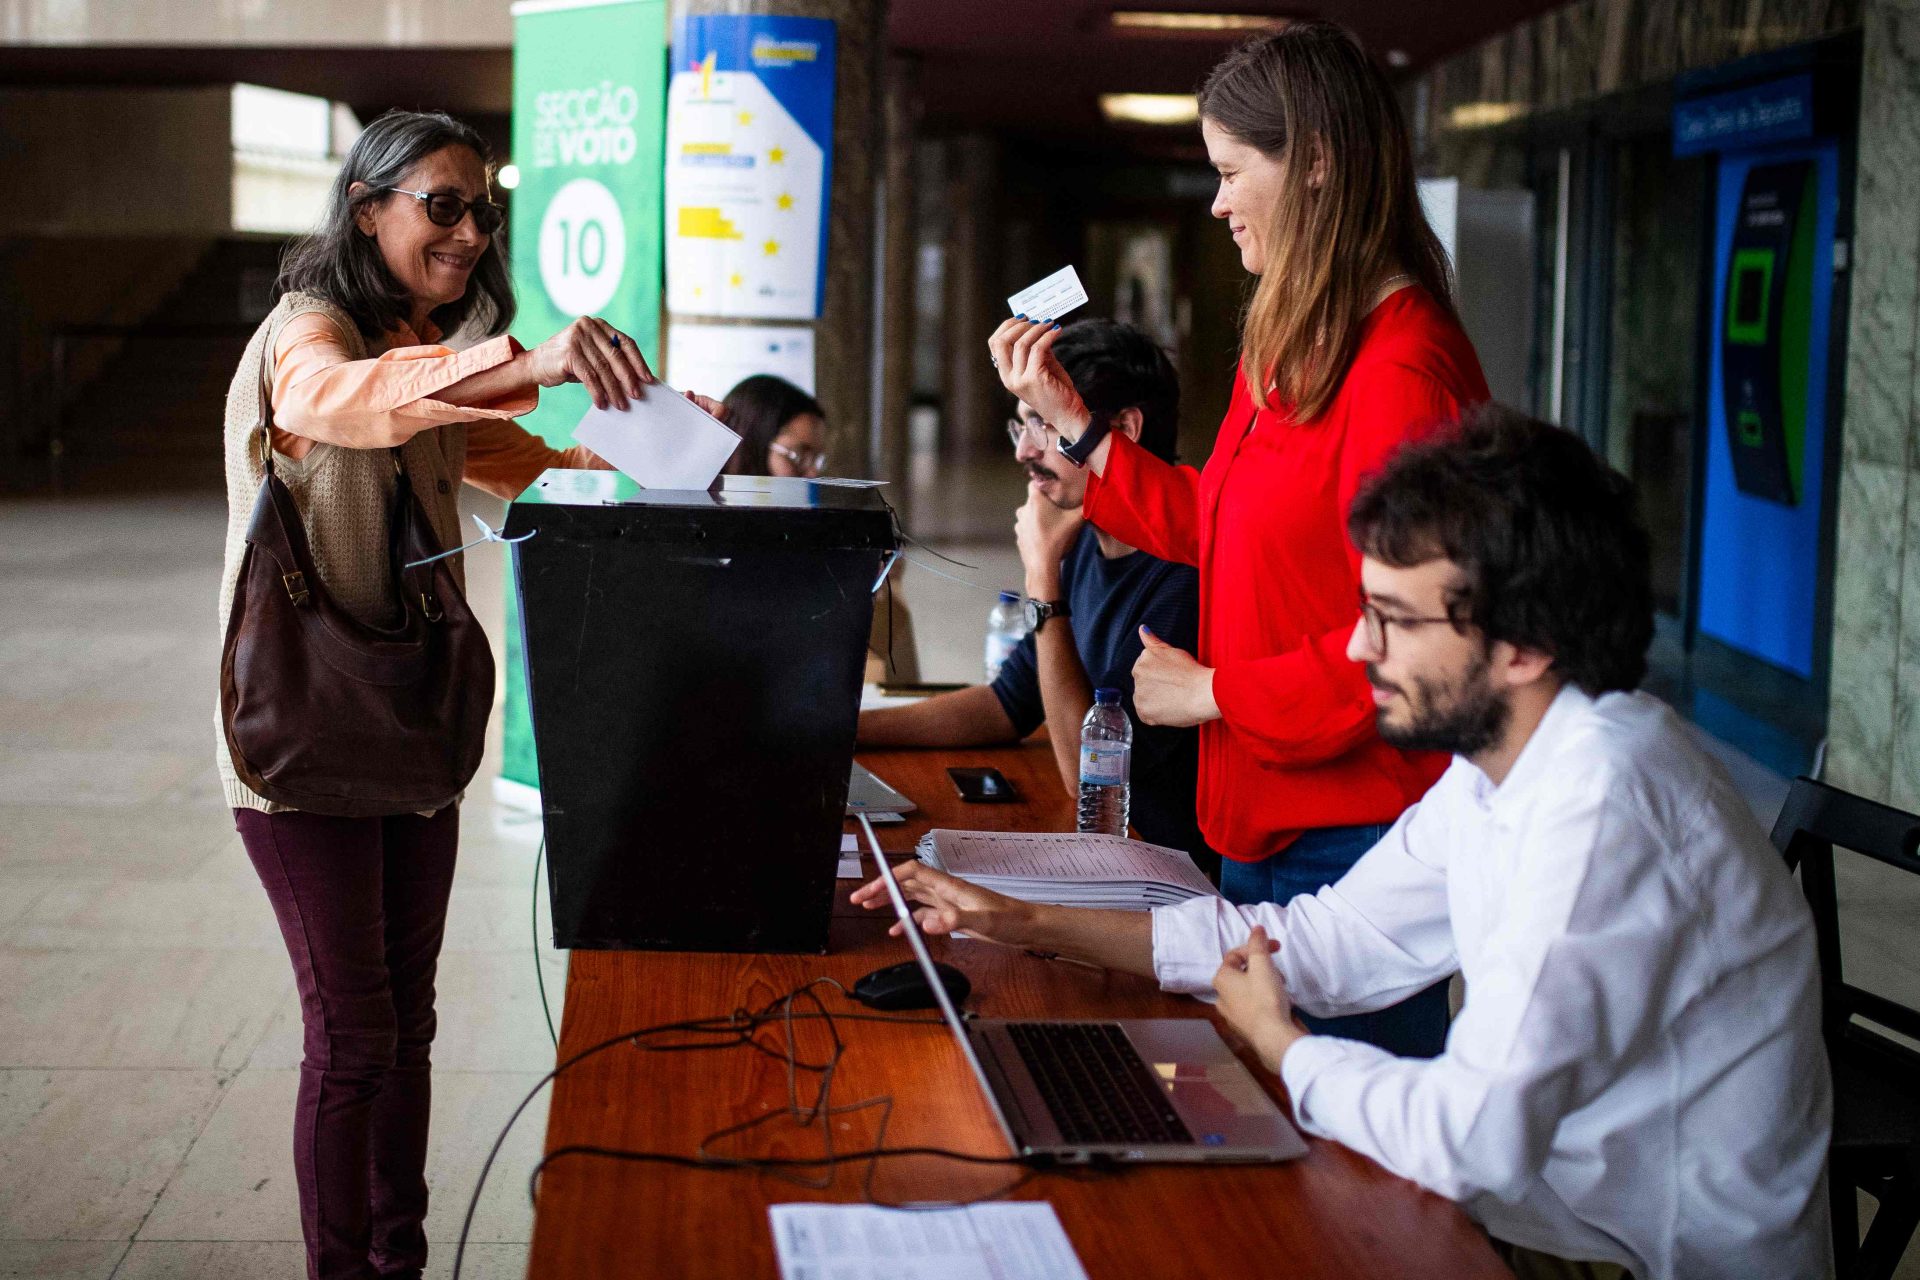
[1004,1022,1194,1146]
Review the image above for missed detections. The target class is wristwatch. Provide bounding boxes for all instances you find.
[1054,412,1111,468]
[1023,597,1071,632]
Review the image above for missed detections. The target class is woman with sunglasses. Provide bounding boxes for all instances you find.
[216,110,722,1280]
[990,24,1487,1058]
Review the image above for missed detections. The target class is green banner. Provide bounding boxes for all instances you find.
[502,0,666,792]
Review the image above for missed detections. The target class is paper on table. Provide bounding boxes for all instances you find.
[837,832,862,879]
[768,1202,1089,1280]
[1006,265,1088,322]
[571,382,741,490]
[923,829,1217,897]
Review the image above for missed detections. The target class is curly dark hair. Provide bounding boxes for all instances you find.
[1346,403,1654,696]
[275,110,514,341]
[1050,319,1181,464]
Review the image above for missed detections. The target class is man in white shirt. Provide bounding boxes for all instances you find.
[853,405,1832,1280]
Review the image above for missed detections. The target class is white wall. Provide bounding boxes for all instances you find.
[0,0,510,47]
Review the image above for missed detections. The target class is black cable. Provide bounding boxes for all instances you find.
[532,837,556,1048]
[448,982,958,1280]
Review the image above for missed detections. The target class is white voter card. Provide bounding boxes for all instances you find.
[1007,265,1088,322]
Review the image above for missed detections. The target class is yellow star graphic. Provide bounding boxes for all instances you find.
[768,146,787,164]
[763,239,780,256]
[728,272,743,287]
[776,192,794,211]
[737,111,753,125]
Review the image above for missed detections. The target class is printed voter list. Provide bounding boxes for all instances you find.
[1008,266,1089,321]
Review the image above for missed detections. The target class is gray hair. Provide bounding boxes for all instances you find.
[275,109,516,341]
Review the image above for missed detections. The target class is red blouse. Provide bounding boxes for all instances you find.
[1083,286,1489,862]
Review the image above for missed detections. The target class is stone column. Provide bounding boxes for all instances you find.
[939,132,1001,463]
[1826,0,1920,805]
[873,54,920,493]
[669,0,885,474]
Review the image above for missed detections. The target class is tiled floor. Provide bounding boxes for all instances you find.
[1,491,550,1280]
[3,473,1917,1279]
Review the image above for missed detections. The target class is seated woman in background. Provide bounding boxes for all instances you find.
[721,374,919,683]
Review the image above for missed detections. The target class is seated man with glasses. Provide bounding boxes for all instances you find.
[858,319,1214,876]
[856,405,1830,1280]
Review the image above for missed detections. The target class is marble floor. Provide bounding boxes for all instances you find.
[2,473,1916,1279]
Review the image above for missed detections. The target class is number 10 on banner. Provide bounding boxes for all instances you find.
[538,177,627,316]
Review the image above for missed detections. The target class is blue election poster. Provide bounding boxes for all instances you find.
[666,15,837,320]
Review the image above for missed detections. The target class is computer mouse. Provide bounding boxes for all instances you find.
[851,959,971,1011]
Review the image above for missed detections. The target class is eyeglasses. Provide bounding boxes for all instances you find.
[1005,416,1053,451]
[769,441,826,474]
[382,187,506,235]
[1357,591,1458,656]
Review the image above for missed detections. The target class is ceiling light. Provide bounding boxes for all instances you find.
[1110,11,1289,36]
[1100,93,1201,126]
[1385,48,1410,68]
[497,163,522,190]
[1446,101,1526,128]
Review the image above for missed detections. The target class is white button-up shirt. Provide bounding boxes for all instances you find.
[1151,688,1831,1280]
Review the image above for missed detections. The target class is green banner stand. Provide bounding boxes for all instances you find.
[501,0,667,801]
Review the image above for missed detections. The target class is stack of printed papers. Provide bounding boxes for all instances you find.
[915,829,1218,911]
[769,1202,1089,1280]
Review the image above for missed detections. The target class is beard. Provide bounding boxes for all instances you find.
[1370,649,1509,757]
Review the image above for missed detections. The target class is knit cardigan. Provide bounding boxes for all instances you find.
[216,293,475,813]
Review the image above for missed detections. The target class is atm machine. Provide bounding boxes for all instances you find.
[1720,160,1817,506]
[1675,50,1851,684]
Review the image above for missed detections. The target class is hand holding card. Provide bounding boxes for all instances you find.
[989,267,1093,442]
[1007,265,1089,322]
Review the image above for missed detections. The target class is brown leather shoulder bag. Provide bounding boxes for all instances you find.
[219,443,495,816]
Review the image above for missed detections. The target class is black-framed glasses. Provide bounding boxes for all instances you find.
[769,441,826,475]
[382,187,506,235]
[1357,591,1457,655]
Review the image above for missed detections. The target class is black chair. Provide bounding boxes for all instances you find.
[1772,776,1920,1280]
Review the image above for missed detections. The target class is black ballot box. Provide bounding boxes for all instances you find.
[502,470,898,953]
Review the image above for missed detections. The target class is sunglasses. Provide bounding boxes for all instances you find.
[381,187,506,236]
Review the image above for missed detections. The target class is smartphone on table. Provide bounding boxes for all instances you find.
[947,766,1020,803]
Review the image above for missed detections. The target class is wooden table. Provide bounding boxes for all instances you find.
[526,739,1509,1279]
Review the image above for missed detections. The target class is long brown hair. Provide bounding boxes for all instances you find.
[1199,23,1453,420]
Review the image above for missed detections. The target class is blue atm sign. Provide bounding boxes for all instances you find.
[1674,73,1815,156]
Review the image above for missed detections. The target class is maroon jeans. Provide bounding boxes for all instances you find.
[236,805,460,1280]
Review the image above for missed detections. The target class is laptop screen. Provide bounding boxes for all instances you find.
[856,816,1016,1143]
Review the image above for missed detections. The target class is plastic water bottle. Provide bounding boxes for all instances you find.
[1077,688,1133,836]
[983,590,1027,682]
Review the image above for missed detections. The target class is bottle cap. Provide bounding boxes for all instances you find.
[1094,687,1120,705]
[998,590,1020,604]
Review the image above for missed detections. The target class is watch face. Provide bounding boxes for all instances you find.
[1022,598,1043,631]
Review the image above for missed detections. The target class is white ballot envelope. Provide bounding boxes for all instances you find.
[1007,265,1089,322]
[572,383,742,491]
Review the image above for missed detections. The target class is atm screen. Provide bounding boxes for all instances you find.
[1733,262,1766,330]
[1727,248,1774,345]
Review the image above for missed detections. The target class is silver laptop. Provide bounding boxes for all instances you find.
[861,819,1306,1164]
[845,762,915,816]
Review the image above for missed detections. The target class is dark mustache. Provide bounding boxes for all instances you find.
[1025,463,1061,484]
[1366,664,1402,697]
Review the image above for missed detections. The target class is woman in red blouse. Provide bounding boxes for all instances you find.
[990,23,1487,1056]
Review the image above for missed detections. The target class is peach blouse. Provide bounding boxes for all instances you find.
[269,311,605,500]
